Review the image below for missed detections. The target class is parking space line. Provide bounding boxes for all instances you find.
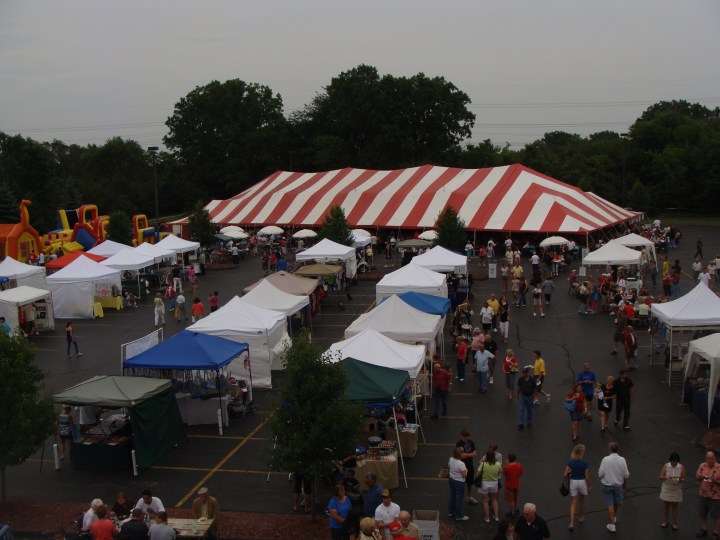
[174,413,272,507]
[188,435,269,441]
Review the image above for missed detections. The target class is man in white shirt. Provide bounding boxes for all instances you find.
[81,499,104,533]
[598,442,630,533]
[374,489,401,540]
[135,489,165,517]
[699,268,711,287]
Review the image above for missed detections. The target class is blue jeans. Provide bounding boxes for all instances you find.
[433,388,447,416]
[671,283,680,298]
[456,360,466,380]
[518,394,534,425]
[448,478,465,518]
[519,291,527,306]
[477,370,488,392]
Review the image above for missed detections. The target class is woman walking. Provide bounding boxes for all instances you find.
[565,383,585,442]
[448,446,469,521]
[153,293,165,327]
[498,303,510,344]
[502,350,519,400]
[191,297,205,322]
[597,377,616,432]
[56,404,74,461]
[563,444,591,530]
[327,483,352,540]
[476,450,502,523]
[659,452,685,530]
[66,322,81,357]
[455,336,468,382]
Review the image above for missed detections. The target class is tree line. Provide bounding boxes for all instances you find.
[1,64,719,233]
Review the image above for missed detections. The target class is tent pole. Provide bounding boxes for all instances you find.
[413,386,426,444]
[216,370,224,435]
[246,351,254,403]
[392,408,408,488]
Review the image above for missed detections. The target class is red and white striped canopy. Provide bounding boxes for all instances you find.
[203,164,641,233]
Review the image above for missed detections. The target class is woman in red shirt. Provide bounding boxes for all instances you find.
[502,453,524,518]
[502,350,519,400]
[191,297,205,322]
[565,383,586,443]
[455,336,468,382]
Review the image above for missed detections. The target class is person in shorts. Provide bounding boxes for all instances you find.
[598,442,630,533]
[695,451,720,538]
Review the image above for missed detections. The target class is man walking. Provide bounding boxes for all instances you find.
[515,502,551,539]
[623,326,639,371]
[516,366,536,430]
[598,442,630,533]
[431,362,452,419]
[456,428,478,505]
[695,451,720,539]
[533,350,550,404]
[614,369,636,431]
[576,362,597,421]
[475,343,495,393]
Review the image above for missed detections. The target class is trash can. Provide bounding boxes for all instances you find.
[412,510,439,540]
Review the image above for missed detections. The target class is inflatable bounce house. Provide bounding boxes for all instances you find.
[0,200,43,263]
[132,214,159,245]
[43,204,110,254]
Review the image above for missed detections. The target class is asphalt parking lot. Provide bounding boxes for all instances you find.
[7,224,719,539]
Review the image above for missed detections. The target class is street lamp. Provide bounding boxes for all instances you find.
[148,146,160,233]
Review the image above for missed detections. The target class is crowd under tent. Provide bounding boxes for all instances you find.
[156,234,201,255]
[376,264,448,304]
[123,331,249,431]
[52,375,183,472]
[410,246,468,274]
[0,285,54,332]
[651,282,720,385]
[188,296,288,389]
[46,255,122,319]
[295,238,357,278]
[0,256,47,289]
[242,270,318,296]
[682,334,720,427]
[88,240,132,258]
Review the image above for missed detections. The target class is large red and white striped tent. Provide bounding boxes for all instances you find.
[201,164,641,233]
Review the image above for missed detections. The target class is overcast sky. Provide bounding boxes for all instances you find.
[1,0,718,154]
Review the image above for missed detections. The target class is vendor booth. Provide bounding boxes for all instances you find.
[156,234,201,255]
[133,242,176,263]
[46,255,122,319]
[682,334,720,427]
[295,238,357,279]
[0,285,54,333]
[614,232,657,265]
[88,239,133,258]
[240,279,310,333]
[376,264,448,304]
[52,376,182,472]
[390,291,451,317]
[101,249,155,300]
[651,282,720,385]
[242,271,317,296]
[0,256,47,289]
[582,241,643,266]
[410,246,468,274]
[123,331,249,431]
[340,358,411,489]
[188,296,288,389]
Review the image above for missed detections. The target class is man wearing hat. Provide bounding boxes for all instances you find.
[120,509,149,540]
[375,489,401,540]
[192,487,220,540]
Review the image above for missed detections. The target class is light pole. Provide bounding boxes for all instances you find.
[148,146,160,233]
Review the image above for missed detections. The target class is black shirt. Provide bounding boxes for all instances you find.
[120,519,149,540]
[517,376,536,397]
[615,377,634,401]
[456,438,476,472]
[515,514,551,539]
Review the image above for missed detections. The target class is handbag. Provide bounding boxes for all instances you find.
[563,399,577,412]
[559,474,570,496]
[474,463,484,487]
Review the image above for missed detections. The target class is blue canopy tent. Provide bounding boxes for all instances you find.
[123,331,249,432]
[389,291,451,315]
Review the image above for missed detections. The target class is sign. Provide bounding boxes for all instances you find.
[488,263,497,279]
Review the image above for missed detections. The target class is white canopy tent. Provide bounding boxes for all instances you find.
[134,242,176,263]
[376,264,448,303]
[87,240,132,258]
[295,238,357,278]
[539,236,569,248]
[46,256,121,319]
[410,246,468,274]
[100,249,155,271]
[0,256,47,289]
[345,295,442,354]
[683,334,720,427]
[156,234,200,254]
[188,296,289,389]
[0,285,55,332]
[241,279,309,318]
[352,233,371,248]
[418,230,437,241]
[582,240,643,266]
[614,232,657,266]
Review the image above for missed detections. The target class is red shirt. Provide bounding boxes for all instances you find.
[502,462,525,490]
[456,342,468,361]
[433,368,452,392]
[192,302,205,316]
[566,391,585,413]
[90,519,117,540]
[624,331,637,352]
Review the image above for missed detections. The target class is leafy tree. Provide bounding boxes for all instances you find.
[107,211,133,245]
[164,79,290,198]
[187,200,217,247]
[64,177,83,209]
[434,205,466,252]
[0,181,19,224]
[627,180,649,211]
[316,205,354,246]
[270,331,363,518]
[0,336,55,502]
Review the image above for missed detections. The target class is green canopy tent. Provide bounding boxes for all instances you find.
[340,358,411,487]
[52,376,183,473]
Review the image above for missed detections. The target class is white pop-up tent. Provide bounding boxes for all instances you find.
[0,285,55,332]
[295,238,357,278]
[156,234,200,254]
[582,240,643,266]
[614,232,657,266]
[242,271,318,296]
[134,242,176,263]
[0,256,47,289]
[188,296,288,389]
[345,295,442,352]
[100,249,155,271]
[683,334,720,426]
[88,240,132,258]
[376,264,448,303]
[410,246,468,274]
[46,256,121,318]
[352,233,371,248]
[241,280,309,317]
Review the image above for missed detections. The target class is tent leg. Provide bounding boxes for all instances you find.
[393,409,408,488]
[217,370,225,435]
[414,393,426,444]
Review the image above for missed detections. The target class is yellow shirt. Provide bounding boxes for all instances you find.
[512,265,524,278]
[487,298,500,314]
[534,357,546,377]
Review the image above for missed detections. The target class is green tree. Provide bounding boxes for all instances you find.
[316,205,354,246]
[0,181,19,224]
[187,200,217,247]
[0,336,55,502]
[291,65,475,170]
[64,177,83,209]
[270,331,363,518]
[107,211,133,245]
[434,205,467,252]
[164,79,290,198]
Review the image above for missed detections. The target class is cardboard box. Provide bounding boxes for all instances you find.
[412,510,439,540]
